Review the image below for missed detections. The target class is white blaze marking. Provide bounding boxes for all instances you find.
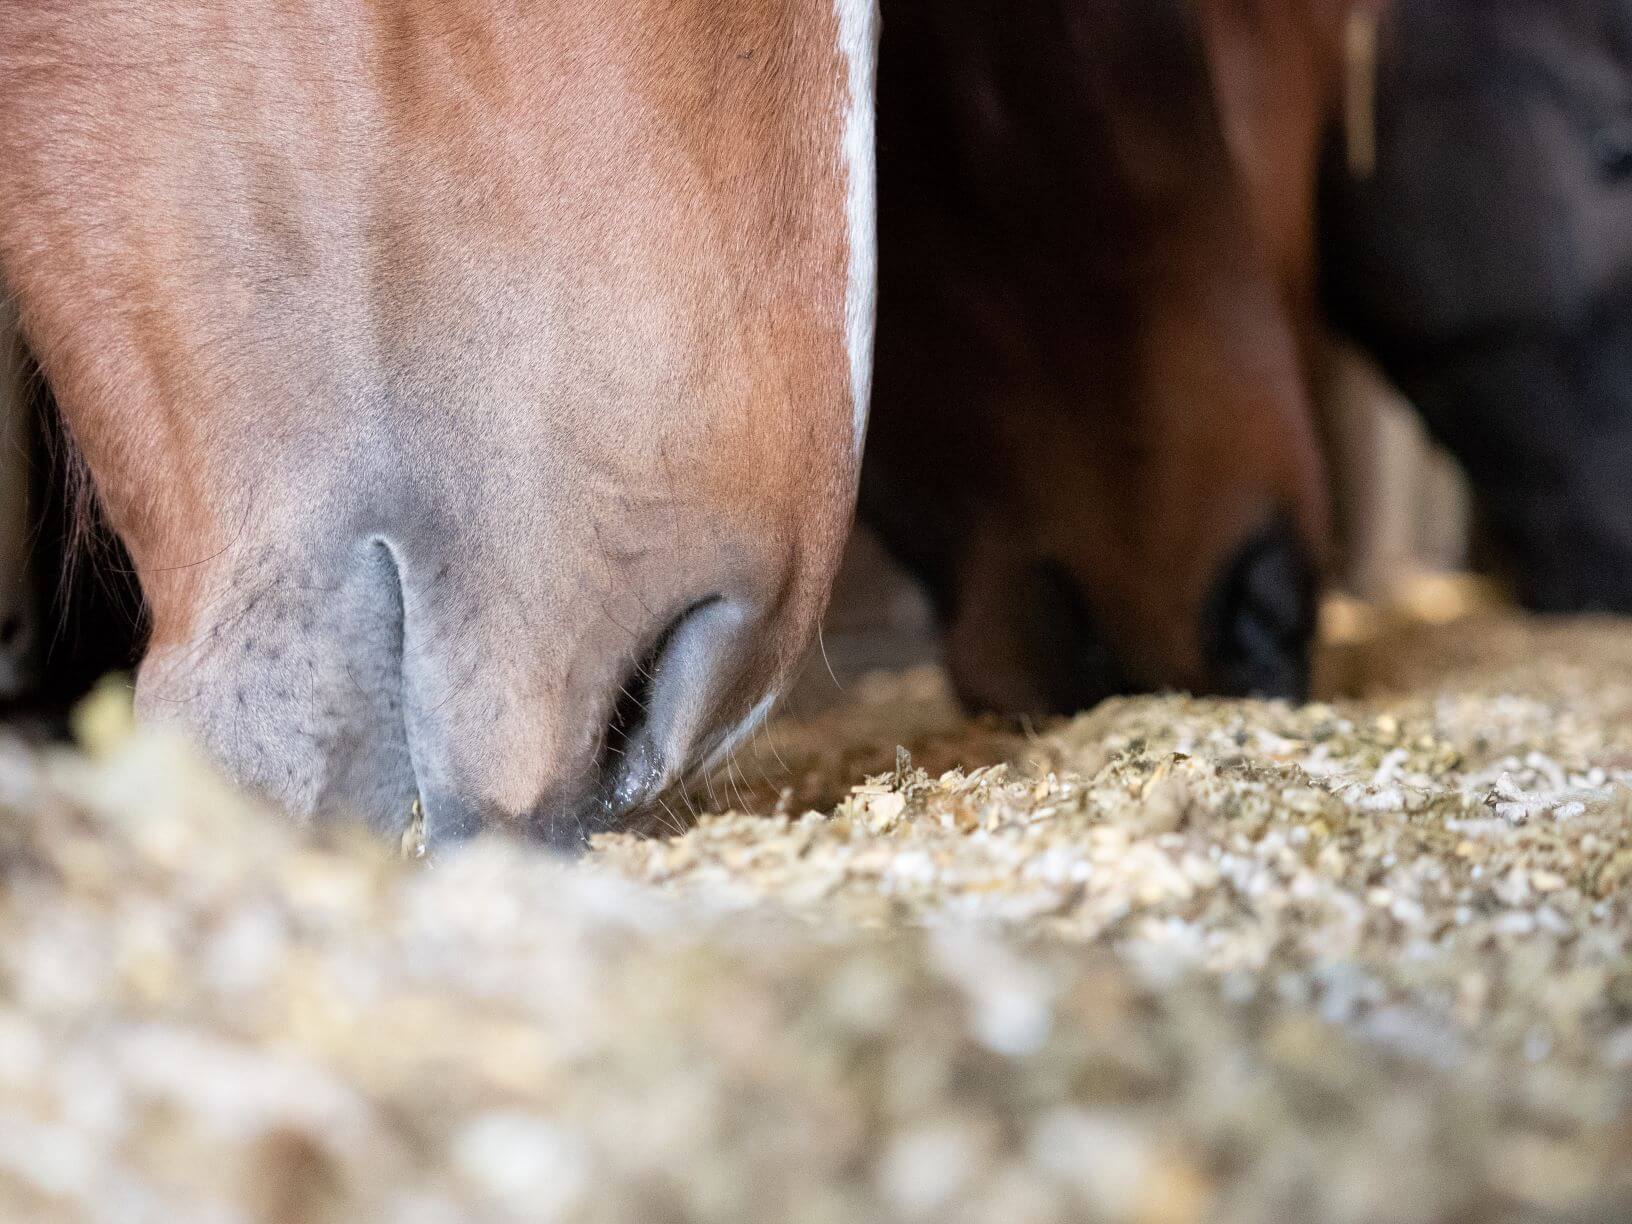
[836,0,879,460]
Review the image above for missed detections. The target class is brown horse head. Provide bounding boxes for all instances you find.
[860,0,1361,716]
[0,0,877,846]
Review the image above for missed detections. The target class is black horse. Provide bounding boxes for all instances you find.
[1322,0,1632,612]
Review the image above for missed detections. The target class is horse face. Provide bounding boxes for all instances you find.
[1323,0,1632,613]
[0,0,877,845]
[862,0,1328,717]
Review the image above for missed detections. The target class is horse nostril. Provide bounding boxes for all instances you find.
[1020,561,1132,715]
[595,596,726,811]
[0,615,21,649]
[1200,520,1317,701]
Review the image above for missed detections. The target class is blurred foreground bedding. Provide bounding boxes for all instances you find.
[5,615,1632,1222]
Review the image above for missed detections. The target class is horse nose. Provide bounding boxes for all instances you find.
[398,573,772,853]
[136,521,803,855]
[1198,520,1317,702]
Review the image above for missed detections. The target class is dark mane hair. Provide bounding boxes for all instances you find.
[6,347,146,721]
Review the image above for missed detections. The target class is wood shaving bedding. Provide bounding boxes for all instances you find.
[3,615,1632,1221]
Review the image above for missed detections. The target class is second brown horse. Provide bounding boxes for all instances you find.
[861,0,1365,715]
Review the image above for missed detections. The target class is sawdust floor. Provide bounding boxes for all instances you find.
[4,614,1632,1222]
